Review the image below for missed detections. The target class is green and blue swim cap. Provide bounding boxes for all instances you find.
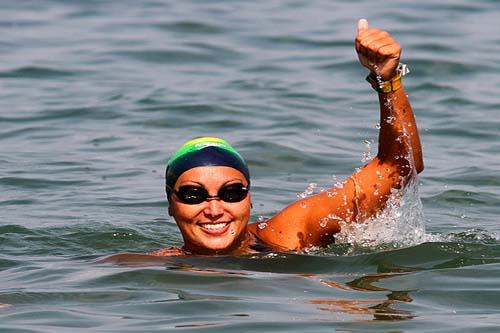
[165,137,250,196]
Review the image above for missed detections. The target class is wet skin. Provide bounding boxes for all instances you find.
[168,166,252,255]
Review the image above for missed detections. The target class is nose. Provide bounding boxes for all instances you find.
[203,198,224,218]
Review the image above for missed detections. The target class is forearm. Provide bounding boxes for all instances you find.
[377,83,423,174]
[356,19,423,174]
[348,79,424,221]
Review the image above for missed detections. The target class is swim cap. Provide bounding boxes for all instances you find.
[165,137,250,196]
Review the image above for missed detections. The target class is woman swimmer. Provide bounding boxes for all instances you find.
[144,19,423,256]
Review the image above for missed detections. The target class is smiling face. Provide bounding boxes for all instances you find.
[168,166,251,254]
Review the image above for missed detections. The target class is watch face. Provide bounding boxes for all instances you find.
[398,62,410,76]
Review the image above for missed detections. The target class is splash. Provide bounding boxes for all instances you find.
[445,229,499,244]
[330,67,436,250]
[297,183,317,199]
[257,216,268,230]
[361,139,374,163]
[334,176,438,250]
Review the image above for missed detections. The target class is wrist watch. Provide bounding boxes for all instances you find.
[366,63,409,94]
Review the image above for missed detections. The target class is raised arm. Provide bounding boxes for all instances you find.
[251,19,423,251]
[355,19,423,173]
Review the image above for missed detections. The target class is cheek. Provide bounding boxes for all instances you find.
[171,202,199,225]
[231,201,251,223]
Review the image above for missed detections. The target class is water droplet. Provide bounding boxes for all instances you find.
[300,201,307,208]
[328,213,342,221]
[257,222,267,230]
[230,229,236,235]
[319,217,329,228]
[374,123,381,130]
[297,182,317,198]
[307,183,317,192]
[361,139,374,163]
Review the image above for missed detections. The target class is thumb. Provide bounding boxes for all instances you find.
[357,18,368,36]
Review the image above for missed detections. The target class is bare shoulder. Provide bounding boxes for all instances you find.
[248,222,294,251]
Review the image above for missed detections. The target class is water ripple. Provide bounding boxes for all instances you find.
[258,36,352,49]
[113,46,242,65]
[1,1,500,331]
[0,107,122,123]
[411,59,484,76]
[424,189,499,206]
[0,66,77,79]
[155,21,225,34]
[0,177,91,189]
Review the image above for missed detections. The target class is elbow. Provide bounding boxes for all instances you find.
[415,159,424,174]
[376,151,424,175]
[394,156,424,177]
[414,151,424,174]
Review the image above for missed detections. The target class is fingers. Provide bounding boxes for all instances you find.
[377,43,401,59]
[357,18,368,36]
[355,28,400,61]
[355,22,401,80]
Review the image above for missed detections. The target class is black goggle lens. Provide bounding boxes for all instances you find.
[174,184,248,204]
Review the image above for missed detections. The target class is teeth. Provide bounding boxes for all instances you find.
[201,222,229,230]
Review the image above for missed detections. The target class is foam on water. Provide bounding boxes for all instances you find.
[334,176,438,250]
[296,171,439,253]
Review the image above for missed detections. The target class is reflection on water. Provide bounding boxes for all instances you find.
[102,252,418,323]
[311,271,415,321]
[2,0,500,331]
[2,241,500,331]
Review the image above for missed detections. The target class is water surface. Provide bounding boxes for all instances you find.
[2,0,500,332]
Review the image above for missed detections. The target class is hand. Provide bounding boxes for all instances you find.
[355,19,401,81]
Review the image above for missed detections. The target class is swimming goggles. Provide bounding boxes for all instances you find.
[169,183,249,205]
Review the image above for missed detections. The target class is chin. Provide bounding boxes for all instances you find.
[185,232,242,254]
[200,237,238,253]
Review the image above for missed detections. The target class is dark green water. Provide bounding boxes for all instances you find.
[2,0,500,332]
